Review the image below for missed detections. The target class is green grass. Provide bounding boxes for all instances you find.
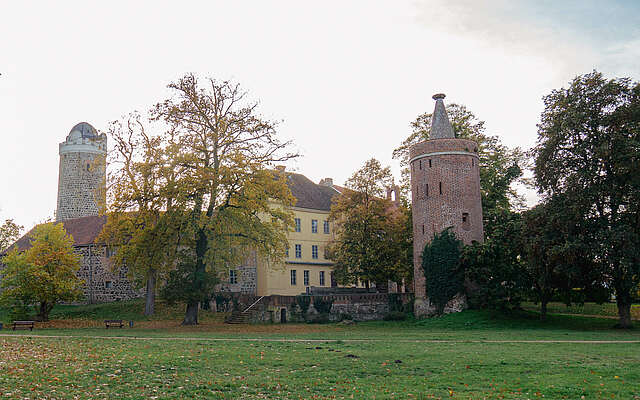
[1,303,640,398]
[1,331,639,399]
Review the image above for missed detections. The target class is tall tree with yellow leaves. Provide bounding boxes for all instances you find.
[99,112,180,316]
[152,74,297,325]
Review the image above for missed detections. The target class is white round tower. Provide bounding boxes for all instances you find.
[56,122,107,221]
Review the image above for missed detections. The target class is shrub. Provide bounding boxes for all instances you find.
[313,297,333,314]
[295,296,311,315]
[305,312,331,324]
[383,311,407,321]
[338,313,353,321]
[387,293,414,313]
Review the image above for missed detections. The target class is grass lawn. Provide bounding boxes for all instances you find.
[1,302,640,398]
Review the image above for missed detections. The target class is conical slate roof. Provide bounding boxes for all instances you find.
[430,93,455,139]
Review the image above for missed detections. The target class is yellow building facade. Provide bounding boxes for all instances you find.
[220,172,341,296]
[257,205,335,296]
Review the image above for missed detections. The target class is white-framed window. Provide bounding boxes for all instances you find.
[229,269,237,284]
[291,269,297,285]
[304,270,309,286]
[319,271,325,286]
[323,220,330,234]
[285,246,289,258]
[295,218,301,232]
[312,245,318,259]
[295,244,302,258]
[311,219,318,233]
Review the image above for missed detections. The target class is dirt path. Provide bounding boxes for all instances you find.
[0,334,638,344]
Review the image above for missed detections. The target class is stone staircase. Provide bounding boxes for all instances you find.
[224,310,252,324]
[224,296,264,324]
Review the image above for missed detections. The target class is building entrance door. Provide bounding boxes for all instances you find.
[280,308,287,323]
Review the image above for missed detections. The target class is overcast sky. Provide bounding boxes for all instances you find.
[1,0,639,230]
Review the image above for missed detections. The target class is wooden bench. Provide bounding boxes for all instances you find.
[12,321,35,331]
[104,319,124,329]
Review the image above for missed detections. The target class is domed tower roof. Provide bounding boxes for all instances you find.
[69,122,98,139]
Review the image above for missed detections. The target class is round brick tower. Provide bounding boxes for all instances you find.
[409,94,483,317]
[56,122,107,222]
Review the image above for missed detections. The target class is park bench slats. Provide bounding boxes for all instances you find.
[12,321,35,331]
[104,319,124,329]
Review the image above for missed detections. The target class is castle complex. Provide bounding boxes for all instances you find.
[5,97,483,318]
[409,94,484,317]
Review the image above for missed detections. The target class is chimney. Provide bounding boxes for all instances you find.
[430,93,455,139]
[275,165,286,172]
[319,178,333,187]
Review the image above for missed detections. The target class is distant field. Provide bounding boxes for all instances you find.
[1,305,640,399]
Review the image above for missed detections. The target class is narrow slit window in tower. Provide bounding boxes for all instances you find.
[472,158,474,167]
[419,160,422,170]
[422,224,424,234]
[425,184,429,197]
[429,159,432,168]
[462,212,471,231]
[439,182,442,195]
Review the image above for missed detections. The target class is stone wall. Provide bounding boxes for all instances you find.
[0,244,142,304]
[215,251,258,295]
[222,293,414,323]
[75,245,142,303]
[56,134,107,222]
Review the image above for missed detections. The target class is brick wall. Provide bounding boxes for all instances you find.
[409,138,484,302]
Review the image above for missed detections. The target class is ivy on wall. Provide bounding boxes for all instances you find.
[421,228,463,315]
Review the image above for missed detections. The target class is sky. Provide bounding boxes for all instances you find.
[1,0,639,230]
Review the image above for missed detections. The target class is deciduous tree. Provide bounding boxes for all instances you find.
[0,222,83,321]
[99,112,179,316]
[328,159,412,289]
[521,197,595,320]
[534,71,640,328]
[0,219,23,252]
[153,74,297,325]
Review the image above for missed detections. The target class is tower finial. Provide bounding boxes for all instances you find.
[430,93,454,139]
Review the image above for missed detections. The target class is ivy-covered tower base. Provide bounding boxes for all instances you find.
[409,94,484,317]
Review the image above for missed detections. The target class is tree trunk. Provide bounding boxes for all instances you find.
[540,299,548,321]
[144,269,157,316]
[38,301,52,322]
[615,298,633,329]
[182,228,208,325]
[183,302,199,325]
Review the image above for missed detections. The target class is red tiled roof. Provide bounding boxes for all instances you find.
[4,215,107,254]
